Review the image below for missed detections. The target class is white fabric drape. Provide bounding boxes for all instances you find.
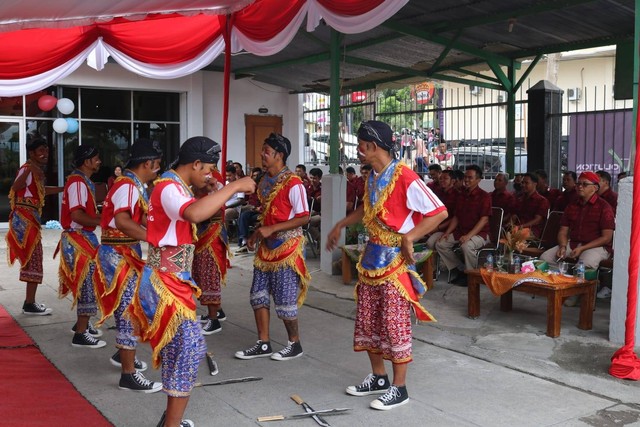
[306,0,409,34]
[0,41,99,97]
[105,36,225,79]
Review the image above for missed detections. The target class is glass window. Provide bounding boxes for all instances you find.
[25,88,57,118]
[81,121,131,182]
[0,96,23,117]
[134,91,179,121]
[134,122,180,170]
[0,121,21,221]
[81,89,130,120]
[60,87,79,118]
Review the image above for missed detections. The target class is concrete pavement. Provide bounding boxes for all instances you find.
[2,229,640,427]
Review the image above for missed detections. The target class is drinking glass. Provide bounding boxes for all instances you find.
[495,254,505,272]
[559,261,569,275]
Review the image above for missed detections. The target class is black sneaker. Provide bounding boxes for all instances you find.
[72,331,107,349]
[201,318,222,335]
[71,322,103,338]
[180,421,194,427]
[110,351,148,372]
[235,340,272,359]
[270,341,303,361]
[217,309,226,322]
[118,371,162,393]
[370,385,409,410]
[22,301,52,316]
[346,373,390,396]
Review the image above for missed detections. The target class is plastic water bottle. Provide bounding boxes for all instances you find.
[485,254,494,272]
[513,256,521,274]
[357,233,364,251]
[576,260,586,283]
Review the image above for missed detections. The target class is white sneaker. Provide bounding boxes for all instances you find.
[597,287,612,299]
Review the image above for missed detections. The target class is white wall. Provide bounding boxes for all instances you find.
[202,72,301,170]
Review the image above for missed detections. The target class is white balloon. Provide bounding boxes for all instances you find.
[57,98,75,115]
[53,118,68,133]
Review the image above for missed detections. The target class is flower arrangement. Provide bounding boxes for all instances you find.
[500,225,532,255]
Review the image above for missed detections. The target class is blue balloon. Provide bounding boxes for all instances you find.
[65,118,79,133]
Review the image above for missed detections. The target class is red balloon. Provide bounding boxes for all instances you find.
[37,95,57,112]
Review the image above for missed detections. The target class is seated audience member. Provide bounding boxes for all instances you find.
[452,169,465,193]
[236,168,263,252]
[615,171,628,191]
[295,164,311,188]
[596,170,618,214]
[345,166,364,210]
[435,165,491,285]
[540,171,615,302]
[307,168,322,243]
[535,169,562,209]
[426,164,443,197]
[233,162,245,178]
[491,172,515,222]
[553,171,579,211]
[426,170,457,249]
[224,164,246,234]
[512,173,524,197]
[512,173,549,238]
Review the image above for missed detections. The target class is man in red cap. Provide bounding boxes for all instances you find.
[540,171,615,295]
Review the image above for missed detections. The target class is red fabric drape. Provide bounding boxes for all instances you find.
[99,14,223,64]
[232,0,305,41]
[0,26,97,79]
[315,0,386,15]
[609,81,640,379]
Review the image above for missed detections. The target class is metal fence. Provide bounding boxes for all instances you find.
[301,83,633,182]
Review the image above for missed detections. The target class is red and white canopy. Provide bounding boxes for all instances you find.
[0,0,408,96]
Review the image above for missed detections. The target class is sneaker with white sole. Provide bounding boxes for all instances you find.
[346,373,390,396]
[270,341,303,361]
[110,351,148,372]
[597,286,612,299]
[199,309,226,323]
[72,331,107,349]
[71,322,103,338]
[201,318,222,335]
[370,385,409,410]
[22,301,52,316]
[235,340,272,359]
[180,420,195,427]
[118,371,162,393]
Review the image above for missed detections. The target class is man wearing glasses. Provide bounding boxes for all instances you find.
[540,171,615,274]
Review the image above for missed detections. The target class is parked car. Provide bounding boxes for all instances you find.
[452,146,527,178]
[305,132,359,165]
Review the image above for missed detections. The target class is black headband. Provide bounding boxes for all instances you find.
[357,121,394,152]
[264,133,291,159]
[73,145,98,167]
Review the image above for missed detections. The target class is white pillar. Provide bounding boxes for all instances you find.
[320,174,347,274]
[609,177,640,345]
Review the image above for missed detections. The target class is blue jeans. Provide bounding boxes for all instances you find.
[238,209,259,241]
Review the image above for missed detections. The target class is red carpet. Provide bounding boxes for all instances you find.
[0,304,112,426]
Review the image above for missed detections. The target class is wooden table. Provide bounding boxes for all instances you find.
[341,245,434,289]
[466,269,597,338]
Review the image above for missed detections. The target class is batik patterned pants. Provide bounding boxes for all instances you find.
[250,266,299,320]
[160,320,206,397]
[353,280,413,364]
